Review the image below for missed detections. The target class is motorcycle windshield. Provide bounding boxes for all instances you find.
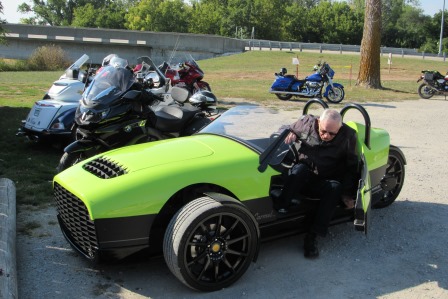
[68,54,89,71]
[82,65,135,110]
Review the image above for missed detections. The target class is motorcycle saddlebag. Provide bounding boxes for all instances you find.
[271,77,294,90]
[424,72,435,81]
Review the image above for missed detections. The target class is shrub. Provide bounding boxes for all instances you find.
[27,44,71,71]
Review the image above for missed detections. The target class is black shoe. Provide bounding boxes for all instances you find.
[303,233,319,259]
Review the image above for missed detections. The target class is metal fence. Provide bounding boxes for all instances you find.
[245,39,448,60]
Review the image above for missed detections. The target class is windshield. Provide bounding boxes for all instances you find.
[68,54,89,71]
[199,105,296,152]
[82,64,135,108]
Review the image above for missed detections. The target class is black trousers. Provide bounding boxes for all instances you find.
[276,163,343,236]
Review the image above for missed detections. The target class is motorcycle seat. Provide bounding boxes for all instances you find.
[154,105,198,132]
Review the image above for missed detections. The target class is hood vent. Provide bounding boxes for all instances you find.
[83,157,128,179]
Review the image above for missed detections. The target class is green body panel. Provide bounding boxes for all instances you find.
[346,121,390,171]
[54,134,279,220]
[347,121,389,215]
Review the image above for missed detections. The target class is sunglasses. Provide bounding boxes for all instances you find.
[319,127,338,137]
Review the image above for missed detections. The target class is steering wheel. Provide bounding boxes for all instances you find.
[281,143,300,169]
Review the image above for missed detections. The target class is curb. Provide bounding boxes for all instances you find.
[0,178,17,299]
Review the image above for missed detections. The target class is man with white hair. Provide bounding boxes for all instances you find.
[274,109,359,258]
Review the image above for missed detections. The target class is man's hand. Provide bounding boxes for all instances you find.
[285,132,297,144]
[342,196,355,209]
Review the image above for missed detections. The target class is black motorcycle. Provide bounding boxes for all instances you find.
[57,56,217,172]
[417,70,448,99]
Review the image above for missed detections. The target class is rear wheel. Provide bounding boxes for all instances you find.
[373,148,405,209]
[325,86,344,103]
[418,83,435,99]
[57,152,86,173]
[163,196,258,292]
[275,93,293,101]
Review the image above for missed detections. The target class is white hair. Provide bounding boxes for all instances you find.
[320,109,342,127]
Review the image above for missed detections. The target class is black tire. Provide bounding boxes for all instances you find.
[163,196,258,292]
[57,152,85,173]
[418,83,435,99]
[325,86,345,103]
[275,93,293,101]
[372,148,406,209]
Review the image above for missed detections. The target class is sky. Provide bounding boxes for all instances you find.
[0,0,446,24]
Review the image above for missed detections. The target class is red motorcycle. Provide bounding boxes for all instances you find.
[162,56,211,94]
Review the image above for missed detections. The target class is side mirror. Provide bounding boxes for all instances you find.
[66,68,80,80]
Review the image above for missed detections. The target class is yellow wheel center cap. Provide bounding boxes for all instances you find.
[211,242,221,253]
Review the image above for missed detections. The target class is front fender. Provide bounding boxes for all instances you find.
[64,139,99,154]
[324,83,344,96]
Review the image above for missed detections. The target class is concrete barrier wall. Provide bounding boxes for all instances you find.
[0,24,246,65]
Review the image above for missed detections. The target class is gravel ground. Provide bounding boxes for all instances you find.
[16,98,448,299]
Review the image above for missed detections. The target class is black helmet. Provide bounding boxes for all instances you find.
[189,90,217,108]
[280,67,287,75]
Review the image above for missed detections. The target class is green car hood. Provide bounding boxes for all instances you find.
[96,137,214,172]
[54,134,277,220]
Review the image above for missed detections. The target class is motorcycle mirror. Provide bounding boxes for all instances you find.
[123,90,141,102]
[66,68,80,80]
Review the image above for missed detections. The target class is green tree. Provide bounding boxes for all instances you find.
[284,2,310,41]
[72,2,127,29]
[393,5,430,48]
[189,0,225,35]
[302,1,363,44]
[17,0,111,26]
[419,10,448,54]
[220,0,255,38]
[125,0,190,32]
[250,0,287,40]
[0,1,5,44]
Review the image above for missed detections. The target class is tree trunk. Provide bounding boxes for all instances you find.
[357,0,382,89]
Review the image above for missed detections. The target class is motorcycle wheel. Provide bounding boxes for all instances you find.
[418,83,435,99]
[57,152,86,173]
[325,86,345,103]
[275,94,293,101]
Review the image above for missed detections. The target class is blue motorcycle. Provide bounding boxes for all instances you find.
[269,62,345,103]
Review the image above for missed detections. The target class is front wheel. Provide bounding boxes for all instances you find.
[57,152,86,173]
[372,147,406,209]
[418,83,435,99]
[163,196,259,292]
[325,86,345,103]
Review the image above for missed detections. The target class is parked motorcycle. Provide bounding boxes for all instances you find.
[417,70,448,99]
[17,54,95,146]
[269,62,345,103]
[162,54,211,94]
[57,56,217,172]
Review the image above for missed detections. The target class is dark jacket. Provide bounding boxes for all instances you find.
[289,114,359,196]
